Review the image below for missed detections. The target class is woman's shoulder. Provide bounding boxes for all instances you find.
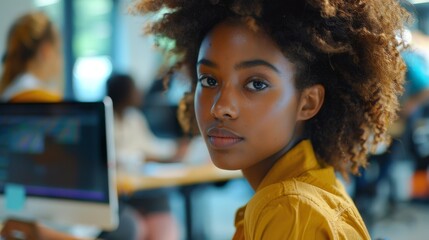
[245,178,369,239]
[9,89,61,102]
[248,178,332,215]
[2,73,61,102]
[250,175,357,215]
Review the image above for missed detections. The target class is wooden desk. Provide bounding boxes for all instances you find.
[116,163,243,240]
[116,163,243,194]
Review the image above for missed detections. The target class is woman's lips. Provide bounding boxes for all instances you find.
[207,127,244,148]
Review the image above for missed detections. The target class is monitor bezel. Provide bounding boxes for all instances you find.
[0,98,118,230]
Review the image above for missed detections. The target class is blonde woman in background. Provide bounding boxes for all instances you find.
[0,11,63,102]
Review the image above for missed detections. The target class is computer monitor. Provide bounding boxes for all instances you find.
[0,98,118,230]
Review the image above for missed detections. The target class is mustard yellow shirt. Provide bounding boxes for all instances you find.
[233,140,370,240]
[9,89,61,102]
[2,73,61,103]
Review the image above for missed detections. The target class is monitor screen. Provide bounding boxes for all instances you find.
[0,99,118,229]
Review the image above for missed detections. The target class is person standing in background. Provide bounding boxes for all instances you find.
[0,11,63,102]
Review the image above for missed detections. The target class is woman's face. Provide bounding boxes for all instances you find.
[195,21,301,170]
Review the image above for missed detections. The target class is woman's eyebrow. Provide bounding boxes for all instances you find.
[197,58,280,73]
[235,59,279,73]
[197,58,217,68]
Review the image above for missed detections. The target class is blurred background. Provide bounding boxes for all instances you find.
[0,0,186,102]
[1,0,429,239]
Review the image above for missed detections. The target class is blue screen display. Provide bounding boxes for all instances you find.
[0,103,110,203]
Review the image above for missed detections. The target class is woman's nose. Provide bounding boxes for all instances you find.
[210,86,239,121]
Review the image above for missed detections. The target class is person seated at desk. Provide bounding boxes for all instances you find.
[106,73,184,240]
[107,73,187,167]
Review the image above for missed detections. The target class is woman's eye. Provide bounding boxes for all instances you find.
[199,76,218,88]
[245,79,269,91]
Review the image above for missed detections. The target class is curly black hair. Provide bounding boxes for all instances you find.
[135,0,409,174]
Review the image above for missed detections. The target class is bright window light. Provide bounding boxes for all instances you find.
[34,0,59,7]
[73,56,112,102]
[409,0,429,4]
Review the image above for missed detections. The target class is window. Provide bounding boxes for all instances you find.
[73,0,114,101]
[35,0,115,101]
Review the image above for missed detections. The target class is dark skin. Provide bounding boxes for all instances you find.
[195,20,324,190]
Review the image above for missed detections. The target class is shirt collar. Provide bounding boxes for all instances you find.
[256,139,323,192]
[1,73,44,101]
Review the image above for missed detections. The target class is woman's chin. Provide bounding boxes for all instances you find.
[210,157,242,171]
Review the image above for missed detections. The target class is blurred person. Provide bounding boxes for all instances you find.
[107,74,187,167]
[106,73,182,240]
[0,11,63,102]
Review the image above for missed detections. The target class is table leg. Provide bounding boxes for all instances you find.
[179,181,230,240]
[180,186,194,240]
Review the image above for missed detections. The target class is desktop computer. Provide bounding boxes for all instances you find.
[0,98,118,230]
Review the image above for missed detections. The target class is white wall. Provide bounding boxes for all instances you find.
[115,0,164,90]
[0,0,35,73]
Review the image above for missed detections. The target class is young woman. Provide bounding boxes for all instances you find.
[136,0,409,239]
[2,1,408,239]
[0,11,63,102]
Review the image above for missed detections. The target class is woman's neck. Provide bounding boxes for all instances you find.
[242,128,304,191]
[114,105,128,120]
[26,60,50,83]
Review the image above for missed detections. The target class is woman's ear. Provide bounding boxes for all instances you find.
[297,84,325,121]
